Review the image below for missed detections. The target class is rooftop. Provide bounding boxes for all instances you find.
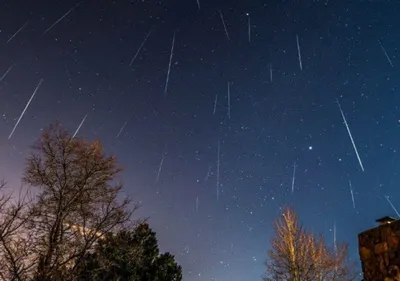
[375,216,397,224]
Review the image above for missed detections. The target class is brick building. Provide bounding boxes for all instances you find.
[358,216,400,281]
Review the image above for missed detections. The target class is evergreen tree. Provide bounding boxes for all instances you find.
[76,222,182,281]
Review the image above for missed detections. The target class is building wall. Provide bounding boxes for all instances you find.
[358,220,400,281]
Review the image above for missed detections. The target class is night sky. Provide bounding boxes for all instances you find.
[0,0,399,280]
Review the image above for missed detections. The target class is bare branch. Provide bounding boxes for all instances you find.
[0,181,35,280]
[0,123,138,281]
[264,207,358,281]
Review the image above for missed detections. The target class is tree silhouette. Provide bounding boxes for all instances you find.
[76,222,182,281]
[0,123,183,281]
[0,123,136,281]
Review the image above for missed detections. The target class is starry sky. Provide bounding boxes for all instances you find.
[0,0,399,280]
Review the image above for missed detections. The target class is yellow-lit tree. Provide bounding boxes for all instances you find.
[264,207,357,281]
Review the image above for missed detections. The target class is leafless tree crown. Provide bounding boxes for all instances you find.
[264,207,357,281]
[0,124,137,281]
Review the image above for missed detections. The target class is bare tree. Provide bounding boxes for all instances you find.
[19,123,137,280]
[264,207,357,281]
[0,182,35,281]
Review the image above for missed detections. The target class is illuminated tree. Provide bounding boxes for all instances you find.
[264,207,357,281]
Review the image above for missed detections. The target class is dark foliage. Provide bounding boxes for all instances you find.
[76,223,182,281]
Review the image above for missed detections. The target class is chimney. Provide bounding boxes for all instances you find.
[375,216,396,226]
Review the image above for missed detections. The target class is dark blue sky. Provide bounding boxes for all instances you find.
[0,0,399,280]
